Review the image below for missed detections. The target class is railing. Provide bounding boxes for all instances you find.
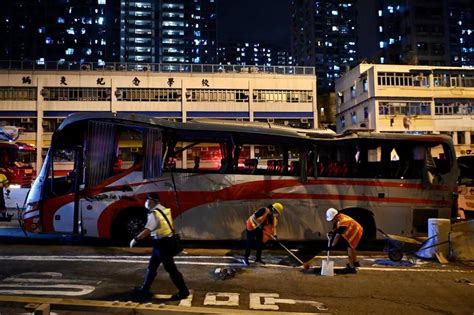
[0,60,315,75]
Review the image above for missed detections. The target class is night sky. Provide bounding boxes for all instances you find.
[217,0,291,49]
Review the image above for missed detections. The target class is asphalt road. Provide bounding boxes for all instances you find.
[0,242,472,315]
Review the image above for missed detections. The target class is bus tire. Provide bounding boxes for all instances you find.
[112,208,148,245]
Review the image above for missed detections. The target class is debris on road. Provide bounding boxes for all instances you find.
[212,267,241,280]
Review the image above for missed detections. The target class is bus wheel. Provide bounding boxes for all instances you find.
[112,209,147,245]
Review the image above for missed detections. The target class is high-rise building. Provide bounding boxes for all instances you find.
[358,0,473,67]
[291,0,358,92]
[217,42,293,66]
[121,0,157,63]
[446,0,473,67]
[157,0,217,64]
[0,0,121,64]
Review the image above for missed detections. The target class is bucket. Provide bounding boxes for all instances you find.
[321,259,334,276]
[416,218,451,259]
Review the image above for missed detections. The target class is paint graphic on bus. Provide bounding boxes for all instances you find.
[22,113,458,243]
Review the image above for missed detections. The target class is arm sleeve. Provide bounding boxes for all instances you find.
[144,212,159,231]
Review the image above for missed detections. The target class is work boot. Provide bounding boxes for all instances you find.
[170,289,190,301]
[242,257,250,266]
[346,262,360,268]
[344,266,357,274]
[255,259,266,265]
[132,286,152,298]
[346,262,360,269]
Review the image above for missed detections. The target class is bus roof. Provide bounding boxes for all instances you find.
[56,112,453,144]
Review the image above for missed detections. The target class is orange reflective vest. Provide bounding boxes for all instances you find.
[336,214,363,249]
[246,207,278,243]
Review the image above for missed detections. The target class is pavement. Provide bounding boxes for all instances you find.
[0,237,472,314]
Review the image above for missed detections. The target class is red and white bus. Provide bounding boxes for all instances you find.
[22,113,459,243]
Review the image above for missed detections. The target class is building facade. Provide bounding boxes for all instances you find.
[158,0,217,65]
[0,0,121,64]
[217,42,293,66]
[357,0,473,67]
[291,0,357,92]
[121,0,157,63]
[335,63,474,155]
[0,63,316,169]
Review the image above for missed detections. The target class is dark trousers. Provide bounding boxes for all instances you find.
[142,239,188,294]
[244,228,264,260]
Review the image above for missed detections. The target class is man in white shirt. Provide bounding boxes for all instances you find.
[130,193,189,300]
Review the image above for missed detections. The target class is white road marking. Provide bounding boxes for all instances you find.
[250,293,279,310]
[204,292,240,306]
[0,255,471,273]
[0,272,97,296]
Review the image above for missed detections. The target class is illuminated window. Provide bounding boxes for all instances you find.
[379,41,384,48]
[66,28,75,35]
[45,37,54,44]
[331,10,338,15]
[378,10,382,16]
[66,48,74,55]
[98,17,104,25]
[57,17,65,24]
[98,0,106,4]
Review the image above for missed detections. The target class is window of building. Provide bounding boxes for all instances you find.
[435,100,473,115]
[351,112,357,124]
[363,78,368,92]
[0,87,37,101]
[379,102,432,115]
[187,89,249,102]
[116,88,181,102]
[254,90,313,103]
[350,85,356,98]
[42,88,111,101]
[364,106,369,120]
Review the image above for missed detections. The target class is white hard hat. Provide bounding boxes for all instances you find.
[326,208,338,221]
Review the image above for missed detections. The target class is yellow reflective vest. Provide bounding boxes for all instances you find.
[150,206,174,238]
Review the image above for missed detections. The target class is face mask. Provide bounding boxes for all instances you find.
[145,200,153,210]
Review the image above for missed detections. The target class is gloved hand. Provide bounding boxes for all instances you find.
[129,238,138,248]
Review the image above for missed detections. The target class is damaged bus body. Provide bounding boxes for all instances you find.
[22,112,458,243]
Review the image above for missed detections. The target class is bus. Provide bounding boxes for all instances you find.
[22,112,459,243]
[457,155,474,219]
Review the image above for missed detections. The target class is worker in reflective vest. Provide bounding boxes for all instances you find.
[242,202,284,266]
[326,208,363,273]
[0,173,9,218]
[130,193,189,300]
